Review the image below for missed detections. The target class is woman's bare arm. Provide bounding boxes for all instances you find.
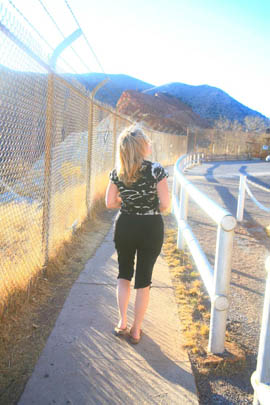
[157,177,170,212]
[105,181,122,209]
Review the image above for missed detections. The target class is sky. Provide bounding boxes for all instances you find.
[1,0,270,117]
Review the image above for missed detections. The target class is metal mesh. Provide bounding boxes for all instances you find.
[47,75,90,258]
[190,128,263,160]
[0,9,48,306]
[150,130,187,166]
[0,3,187,313]
[89,103,115,209]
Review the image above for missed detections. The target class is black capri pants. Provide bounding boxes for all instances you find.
[114,213,164,289]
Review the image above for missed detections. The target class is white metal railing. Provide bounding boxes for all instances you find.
[237,175,270,221]
[172,153,236,354]
[251,256,270,405]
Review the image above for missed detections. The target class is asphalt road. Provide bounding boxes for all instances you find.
[186,159,270,185]
[179,158,270,404]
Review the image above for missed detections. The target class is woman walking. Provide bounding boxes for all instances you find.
[105,126,170,344]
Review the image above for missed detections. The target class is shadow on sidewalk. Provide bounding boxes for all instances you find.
[19,235,198,404]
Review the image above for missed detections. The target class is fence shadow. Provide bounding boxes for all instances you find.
[204,163,270,250]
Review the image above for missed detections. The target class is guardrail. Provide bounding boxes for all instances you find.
[172,153,237,354]
[237,175,270,221]
[251,256,270,405]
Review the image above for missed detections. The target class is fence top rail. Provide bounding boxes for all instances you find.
[174,155,236,231]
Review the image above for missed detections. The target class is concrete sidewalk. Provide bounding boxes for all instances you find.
[19,223,198,404]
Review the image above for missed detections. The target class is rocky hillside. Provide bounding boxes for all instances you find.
[67,73,153,106]
[72,73,268,127]
[143,83,268,125]
[117,90,209,134]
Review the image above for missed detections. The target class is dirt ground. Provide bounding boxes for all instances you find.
[175,171,270,404]
[0,210,114,405]
[0,168,269,405]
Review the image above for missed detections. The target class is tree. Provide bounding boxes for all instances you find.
[214,117,231,131]
[231,120,243,132]
[244,116,267,133]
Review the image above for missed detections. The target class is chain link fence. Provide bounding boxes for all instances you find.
[0,3,187,315]
[188,127,268,160]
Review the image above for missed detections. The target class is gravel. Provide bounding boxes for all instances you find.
[181,168,270,404]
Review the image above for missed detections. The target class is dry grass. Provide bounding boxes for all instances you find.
[162,220,210,356]
[0,205,114,405]
[162,214,246,375]
[0,163,113,403]
[0,169,109,318]
[0,201,44,316]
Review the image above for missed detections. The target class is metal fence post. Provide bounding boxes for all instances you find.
[237,174,247,221]
[86,79,109,214]
[208,216,236,353]
[42,73,54,267]
[86,98,93,215]
[113,113,117,166]
[177,185,189,249]
[252,256,270,405]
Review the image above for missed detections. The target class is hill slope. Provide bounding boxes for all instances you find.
[143,83,268,125]
[68,73,154,106]
[117,90,209,133]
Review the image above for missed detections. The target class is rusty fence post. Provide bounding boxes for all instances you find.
[42,73,54,267]
[113,111,118,167]
[86,98,94,215]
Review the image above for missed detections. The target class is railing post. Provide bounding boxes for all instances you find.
[208,216,236,353]
[177,185,189,250]
[236,174,247,221]
[253,256,270,405]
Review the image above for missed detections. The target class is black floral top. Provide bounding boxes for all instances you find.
[109,160,168,215]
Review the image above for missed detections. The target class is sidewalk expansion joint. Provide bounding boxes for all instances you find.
[75,281,117,286]
[75,282,173,289]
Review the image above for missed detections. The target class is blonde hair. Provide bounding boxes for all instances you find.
[116,125,150,186]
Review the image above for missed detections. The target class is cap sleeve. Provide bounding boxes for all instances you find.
[151,162,169,183]
[109,169,118,184]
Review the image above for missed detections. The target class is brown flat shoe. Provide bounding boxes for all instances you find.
[114,326,128,336]
[128,328,142,344]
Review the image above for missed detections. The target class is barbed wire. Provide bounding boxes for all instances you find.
[37,0,93,72]
[7,0,53,51]
[7,0,77,73]
[64,0,107,75]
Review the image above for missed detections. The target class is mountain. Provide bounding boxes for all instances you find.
[72,74,268,127]
[2,65,267,126]
[143,83,268,125]
[67,73,154,106]
[117,90,209,133]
